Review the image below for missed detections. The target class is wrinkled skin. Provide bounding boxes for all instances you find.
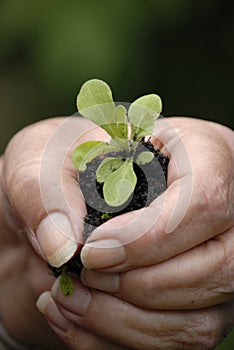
[0,116,233,349]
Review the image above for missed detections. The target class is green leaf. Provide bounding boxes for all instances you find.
[77,79,128,140]
[77,79,114,111]
[96,157,125,183]
[136,151,154,165]
[112,104,128,139]
[103,159,137,207]
[72,141,121,171]
[60,267,74,297]
[128,94,162,140]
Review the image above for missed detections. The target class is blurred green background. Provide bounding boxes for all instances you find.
[0,0,233,153]
[0,0,233,347]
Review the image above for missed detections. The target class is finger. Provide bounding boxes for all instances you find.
[2,117,107,267]
[36,291,130,350]
[81,226,234,310]
[80,117,234,271]
[51,278,234,350]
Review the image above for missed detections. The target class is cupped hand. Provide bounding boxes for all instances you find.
[37,117,234,350]
[80,118,234,302]
[0,116,125,349]
[2,115,234,350]
[37,277,234,350]
[80,117,234,273]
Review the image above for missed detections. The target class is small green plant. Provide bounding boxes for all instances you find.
[72,79,162,207]
[59,79,163,297]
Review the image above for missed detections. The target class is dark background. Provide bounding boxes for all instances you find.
[0,1,233,347]
[1,0,233,153]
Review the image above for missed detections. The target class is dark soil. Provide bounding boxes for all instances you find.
[49,138,169,277]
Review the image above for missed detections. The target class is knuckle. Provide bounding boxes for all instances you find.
[186,311,225,350]
[6,163,40,203]
[196,167,233,227]
[4,160,44,228]
[148,312,224,350]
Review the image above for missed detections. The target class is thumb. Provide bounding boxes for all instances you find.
[2,117,99,267]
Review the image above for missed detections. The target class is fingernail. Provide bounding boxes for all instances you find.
[80,239,126,270]
[52,278,91,316]
[81,269,120,292]
[36,212,77,267]
[36,291,71,332]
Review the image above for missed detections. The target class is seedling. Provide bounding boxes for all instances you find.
[56,79,166,296]
[72,78,162,207]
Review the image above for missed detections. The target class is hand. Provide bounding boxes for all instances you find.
[2,115,233,349]
[80,117,234,274]
[0,117,127,349]
[38,278,234,350]
[41,117,234,349]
